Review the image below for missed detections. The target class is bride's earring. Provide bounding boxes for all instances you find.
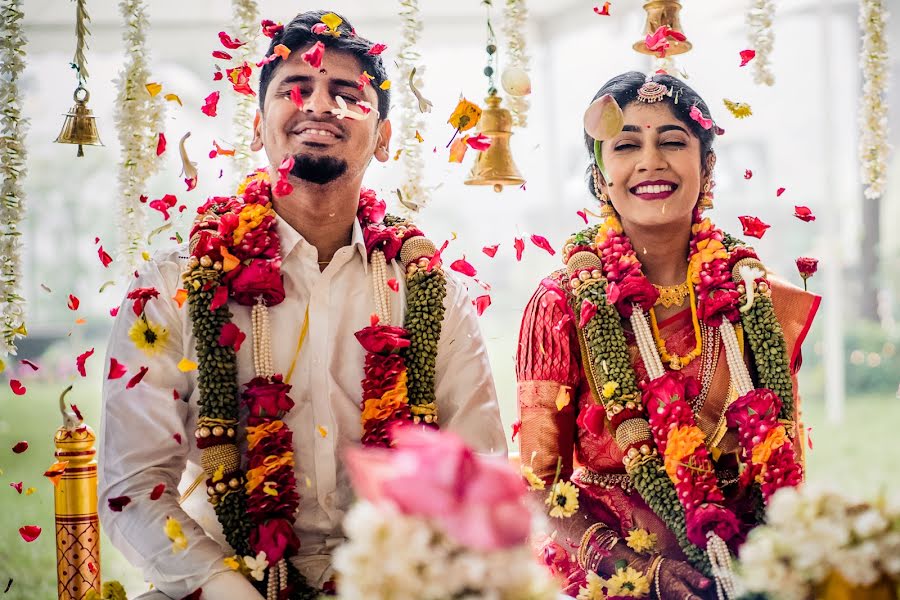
[593,165,615,219]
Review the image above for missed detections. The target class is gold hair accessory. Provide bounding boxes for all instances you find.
[637,78,669,104]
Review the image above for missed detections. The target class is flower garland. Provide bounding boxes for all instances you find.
[745,0,775,86]
[501,0,531,128]
[185,171,445,597]
[230,0,259,181]
[859,0,889,200]
[563,210,802,575]
[0,0,28,356]
[395,0,430,213]
[114,0,165,270]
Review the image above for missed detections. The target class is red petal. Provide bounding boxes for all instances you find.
[737,215,771,239]
[465,133,492,151]
[578,300,598,328]
[367,43,387,55]
[110,306,119,317]
[156,133,166,156]
[76,348,95,377]
[793,206,816,222]
[530,234,556,256]
[744,169,753,180]
[150,483,166,500]
[20,359,39,371]
[776,187,786,197]
[290,85,304,110]
[218,31,245,49]
[67,294,80,311]
[482,244,499,258]
[12,441,28,454]
[510,420,522,442]
[98,246,113,268]
[108,358,128,380]
[10,379,26,395]
[209,285,229,311]
[427,240,449,272]
[201,91,220,117]
[577,210,588,224]
[173,433,183,444]
[211,50,232,60]
[70,403,83,421]
[450,257,477,277]
[301,41,325,69]
[18,525,41,542]
[474,294,492,316]
[10,481,23,494]
[217,322,246,352]
[126,366,149,389]
[739,49,756,66]
[387,278,399,292]
[107,495,132,512]
[514,237,525,261]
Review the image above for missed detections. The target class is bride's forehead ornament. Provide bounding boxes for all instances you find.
[637,77,671,104]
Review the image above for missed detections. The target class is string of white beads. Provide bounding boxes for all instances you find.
[266,563,277,600]
[707,531,736,600]
[631,306,666,381]
[251,297,274,379]
[719,321,753,396]
[278,559,287,592]
[371,250,392,325]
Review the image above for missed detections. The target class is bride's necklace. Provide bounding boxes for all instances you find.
[653,280,690,308]
[648,270,702,371]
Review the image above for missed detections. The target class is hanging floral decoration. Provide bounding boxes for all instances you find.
[745,0,775,86]
[501,0,532,127]
[395,0,430,214]
[230,0,260,181]
[859,0,889,200]
[0,0,28,356]
[114,0,165,270]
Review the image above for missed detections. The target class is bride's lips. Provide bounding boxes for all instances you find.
[629,179,678,201]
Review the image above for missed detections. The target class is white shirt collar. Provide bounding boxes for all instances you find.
[274,213,369,273]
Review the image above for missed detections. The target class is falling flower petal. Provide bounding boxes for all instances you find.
[107,496,131,512]
[67,294,80,311]
[776,187,786,197]
[408,67,433,113]
[108,358,128,380]
[644,25,686,58]
[177,358,198,372]
[387,278,399,292]
[211,50,232,60]
[179,132,199,190]
[806,426,814,450]
[226,63,255,96]
[164,93,182,106]
[10,482,22,494]
[466,133,492,151]
[218,31,245,49]
[514,237,525,261]
[150,483,166,500]
[447,98,482,133]
[744,169,753,179]
[301,41,325,69]
[273,44,291,60]
[149,194,178,221]
[579,300,598,328]
[555,385,571,411]
[71,403,83,421]
[145,82,162,97]
[379,80,391,90]
[173,433,182,444]
[450,257,477,277]
[164,517,188,553]
[474,294,492,316]
[594,1,611,15]
[218,322,246,352]
[43,461,68,486]
[739,49,756,67]
[426,240,450,272]
[24,487,35,496]
[18,526,41,543]
[12,441,28,454]
[530,234,556,256]
[126,366,149,389]
[738,215,771,239]
[448,135,470,163]
[368,43,387,55]
[76,348,95,377]
[330,95,368,120]
[201,91,220,117]
[793,206,816,222]
[689,105,713,130]
[155,133,167,157]
[289,85,304,110]
[261,19,283,38]
[511,420,522,442]
[98,246,113,268]
[723,98,752,118]
[577,210,588,224]
[317,425,328,438]
[20,359,38,371]
[482,244,499,258]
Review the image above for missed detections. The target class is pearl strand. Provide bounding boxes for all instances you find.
[631,306,666,381]
[266,564,277,600]
[251,300,264,377]
[371,250,392,325]
[706,531,736,600]
[719,321,753,396]
[251,297,274,379]
[278,559,287,592]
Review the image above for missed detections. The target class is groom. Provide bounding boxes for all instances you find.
[99,10,505,599]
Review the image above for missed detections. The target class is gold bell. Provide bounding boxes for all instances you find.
[464,94,525,193]
[55,86,103,157]
[633,0,692,56]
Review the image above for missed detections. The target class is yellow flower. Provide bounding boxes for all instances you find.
[360,372,409,422]
[128,318,169,356]
[576,571,605,600]
[247,420,284,451]
[447,98,483,132]
[602,381,620,399]
[520,465,546,491]
[625,528,658,554]
[223,556,241,571]
[751,425,787,466]
[664,425,706,483]
[233,203,273,245]
[606,566,650,597]
[545,480,580,518]
[723,98,753,119]
[321,12,343,32]
[164,516,188,553]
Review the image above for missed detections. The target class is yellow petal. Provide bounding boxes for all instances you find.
[379,80,391,90]
[305,476,312,488]
[24,487,36,495]
[262,481,278,496]
[393,148,403,161]
[0,359,4,374]
[317,425,328,438]
[145,82,162,97]
[13,323,27,336]
[220,246,240,273]
[447,98,483,132]
[164,93,183,106]
[212,463,225,483]
[414,130,423,143]
[142,251,151,261]
[177,358,198,372]
[555,385,571,411]
[223,556,240,571]
[164,516,187,552]
[321,12,343,31]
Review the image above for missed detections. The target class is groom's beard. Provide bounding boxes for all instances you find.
[290,152,348,185]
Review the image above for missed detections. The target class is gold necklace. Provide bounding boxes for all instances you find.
[653,280,691,308]
[648,272,701,370]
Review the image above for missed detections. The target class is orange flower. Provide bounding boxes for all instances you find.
[233,203,273,245]
[594,216,624,246]
[245,452,294,493]
[751,425,787,466]
[663,425,706,482]
[361,372,409,422]
[246,420,284,451]
[689,238,728,284]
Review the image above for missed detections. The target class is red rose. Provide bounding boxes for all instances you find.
[250,518,300,563]
[686,503,741,546]
[576,404,606,437]
[355,324,411,355]
[357,188,386,224]
[225,258,285,306]
[697,288,741,327]
[190,229,225,262]
[362,224,403,262]
[233,216,280,260]
[247,467,300,520]
[606,274,659,316]
[243,375,294,419]
[642,371,700,421]
[795,257,818,280]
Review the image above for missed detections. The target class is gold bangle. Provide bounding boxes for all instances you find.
[577,522,608,569]
[653,557,666,600]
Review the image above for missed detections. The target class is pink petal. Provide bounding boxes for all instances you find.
[578,300,598,328]
[450,257,477,277]
[108,358,128,380]
[19,525,41,542]
[530,234,556,256]
[482,244,499,258]
[474,294,491,316]
[76,348,95,377]
[739,49,756,67]
[514,237,525,261]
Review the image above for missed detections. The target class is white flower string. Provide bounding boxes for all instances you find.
[114,0,165,270]
[501,0,531,127]
[395,0,430,214]
[0,0,28,355]
[745,0,775,86]
[859,0,890,200]
[231,0,260,182]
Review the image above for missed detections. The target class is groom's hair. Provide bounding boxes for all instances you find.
[257,10,391,120]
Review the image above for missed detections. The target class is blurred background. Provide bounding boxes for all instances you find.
[1,0,898,597]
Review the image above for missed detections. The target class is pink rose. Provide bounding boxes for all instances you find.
[686,503,741,547]
[250,518,301,563]
[362,224,403,262]
[697,288,741,326]
[355,324,411,355]
[224,258,285,306]
[357,188,386,224]
[606,274,659,316]
[242,375,294,419]
[725,388,781,429]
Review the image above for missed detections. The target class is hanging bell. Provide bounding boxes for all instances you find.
[55,86,103,157]
[464,94,525,193]
[633,0,692,56]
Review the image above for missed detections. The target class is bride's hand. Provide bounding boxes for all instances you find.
[635,555,712,600]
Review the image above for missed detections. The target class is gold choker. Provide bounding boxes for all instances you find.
[653,281,690,308]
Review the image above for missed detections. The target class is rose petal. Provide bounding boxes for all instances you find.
[450,257,477,277]
[156,132,166,156]
[474,294,491,316]
[18,525,41,543]
[367,43,387,55]
[514,237,525,261]
[126,366,149,389]
[150,483,166,500]
[482,244,499,258]
[9,379,26,395]
[107,495,132,512]
[739,49,756,67]
[108,358,128,380]
[530,234,556,256]
[67,294,80,311]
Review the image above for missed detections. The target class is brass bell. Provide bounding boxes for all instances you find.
[464,94,525,193]
[55,86,103,157]
[633,0,692,56]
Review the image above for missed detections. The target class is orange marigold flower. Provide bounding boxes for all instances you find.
[664,425,706,482]
[245,452,294,493]
[246,420,285,451]
[751,425,787,466]
[233,203,273,245]
[360,372,409,422]
[236,170,269,196]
